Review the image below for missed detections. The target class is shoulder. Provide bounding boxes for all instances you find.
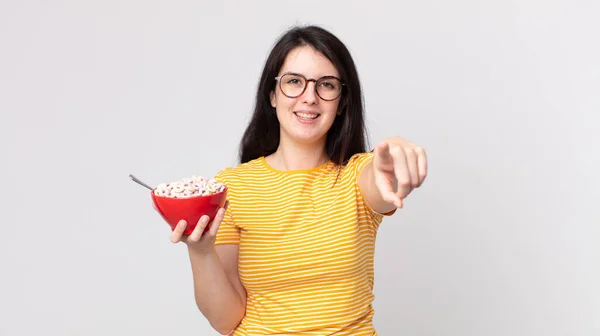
[341,152,374,175]
[347,151,374,165]
[213,157,265,184]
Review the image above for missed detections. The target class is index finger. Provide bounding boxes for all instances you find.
[373,142,393,168]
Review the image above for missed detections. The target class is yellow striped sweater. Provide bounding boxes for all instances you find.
[214,152,396,335]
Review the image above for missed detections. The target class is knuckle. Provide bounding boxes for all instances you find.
[197,217,207,228]
[198,223,208,233]
[398,176,411,185]
[211,221,222,232]
[399,180,411,188]
[390,146,403,155]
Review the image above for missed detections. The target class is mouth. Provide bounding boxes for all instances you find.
[294,112,321,120]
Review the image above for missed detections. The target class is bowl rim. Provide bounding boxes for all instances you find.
[150,185,228,200]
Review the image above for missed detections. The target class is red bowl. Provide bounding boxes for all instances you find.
[150,187,228,235]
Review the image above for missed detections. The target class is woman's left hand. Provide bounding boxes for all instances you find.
[372,136,428,208]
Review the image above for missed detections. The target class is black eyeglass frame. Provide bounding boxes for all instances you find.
[274,72,345,101]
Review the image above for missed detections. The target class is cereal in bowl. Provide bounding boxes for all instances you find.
[153,176,226,198]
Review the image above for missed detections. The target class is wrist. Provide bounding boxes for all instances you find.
[187,244,216,259]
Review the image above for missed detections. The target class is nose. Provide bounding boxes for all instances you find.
[301,79,318,104]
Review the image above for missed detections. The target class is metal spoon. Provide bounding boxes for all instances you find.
[129,174,154,191]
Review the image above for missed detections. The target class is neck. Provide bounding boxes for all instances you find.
[267,137,329,171]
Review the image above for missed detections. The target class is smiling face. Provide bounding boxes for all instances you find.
[270,45,342,147]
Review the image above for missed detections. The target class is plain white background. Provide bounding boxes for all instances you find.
[1,0,598,335]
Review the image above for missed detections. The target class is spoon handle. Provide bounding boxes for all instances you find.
[129,174,154,191]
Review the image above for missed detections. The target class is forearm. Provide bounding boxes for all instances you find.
[187,246,246,334]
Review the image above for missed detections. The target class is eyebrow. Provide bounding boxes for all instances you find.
[281,71,341,79]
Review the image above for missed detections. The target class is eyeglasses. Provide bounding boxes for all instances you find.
[274,72,344,101]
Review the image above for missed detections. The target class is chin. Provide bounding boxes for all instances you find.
[293,131,328,144]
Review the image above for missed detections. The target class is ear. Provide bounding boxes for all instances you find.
[270,90,276,108]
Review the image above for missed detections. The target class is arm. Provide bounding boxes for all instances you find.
[359,136,428,212]
[187,244,246,335]
[359,160,397,214]
[167,201,246,335]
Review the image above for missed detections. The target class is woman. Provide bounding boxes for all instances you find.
[168,25,427,335]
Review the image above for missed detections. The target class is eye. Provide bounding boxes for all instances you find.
[319,81,337,89]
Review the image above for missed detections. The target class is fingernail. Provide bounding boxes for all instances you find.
[201,216,209,224]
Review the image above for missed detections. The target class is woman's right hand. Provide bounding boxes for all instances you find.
[154,200,229,252]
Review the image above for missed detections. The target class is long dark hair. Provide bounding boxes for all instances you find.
[238,25,370,167]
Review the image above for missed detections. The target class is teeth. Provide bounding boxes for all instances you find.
[296,112,319,119]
